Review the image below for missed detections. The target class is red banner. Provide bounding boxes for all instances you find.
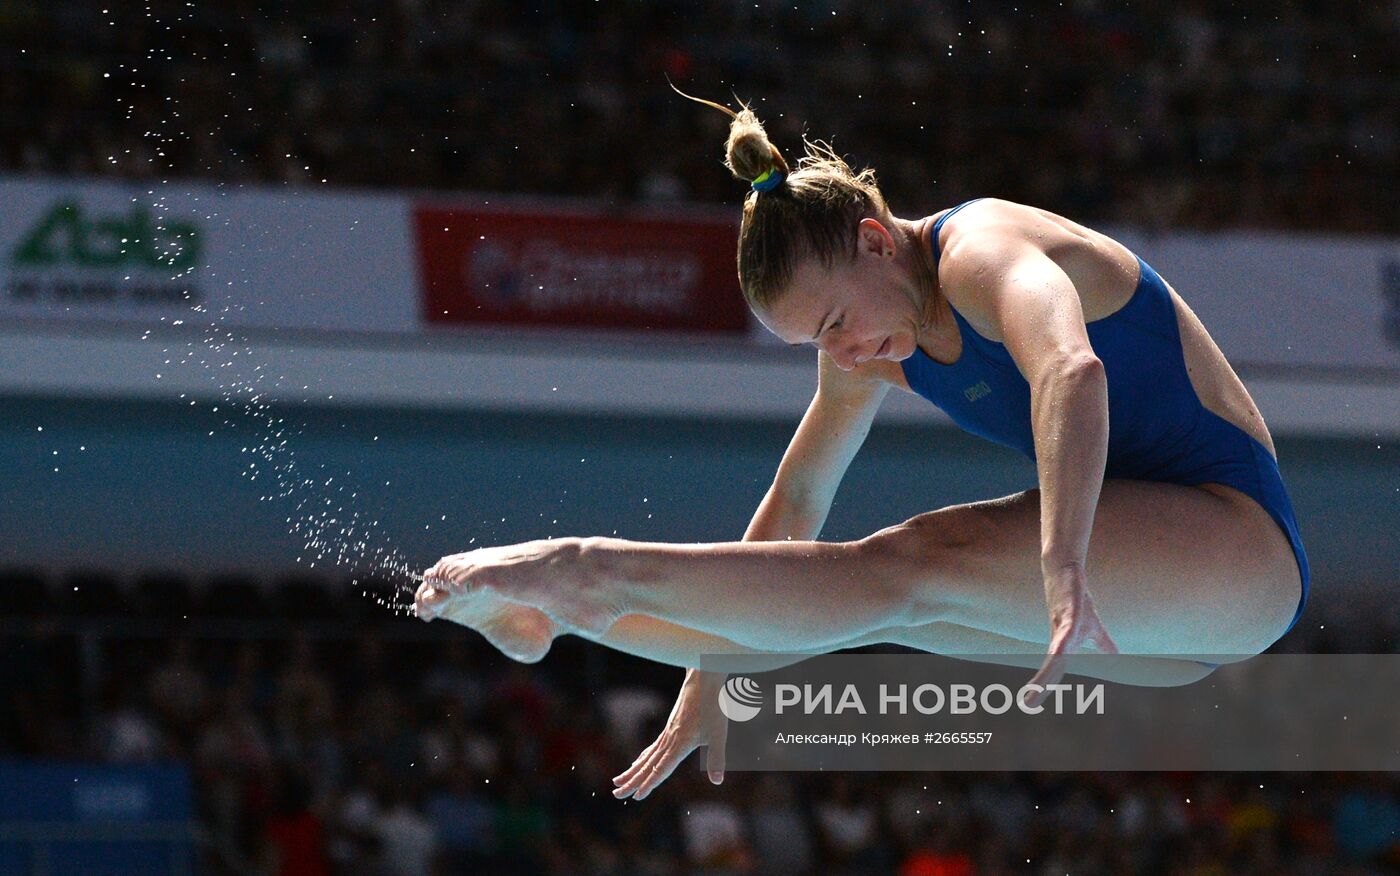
[414,205,748,333]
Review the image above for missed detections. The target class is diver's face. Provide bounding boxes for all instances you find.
[756,219,924,371]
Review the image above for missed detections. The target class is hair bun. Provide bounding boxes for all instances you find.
[725,106,790,187]
[666,81,791,190]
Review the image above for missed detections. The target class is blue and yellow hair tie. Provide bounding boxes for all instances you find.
[751,166,785,193]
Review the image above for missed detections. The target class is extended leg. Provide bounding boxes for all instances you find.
[424,582,878,670]
[426,568,1212,684]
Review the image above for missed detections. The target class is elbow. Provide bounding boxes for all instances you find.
[766,477,828,515]
[1032,352,1105,400]
[1051,353,1106,399]
[1063,352,1105,382]
[748,481,829,541]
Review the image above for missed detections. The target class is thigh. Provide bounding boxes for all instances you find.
[862,479,1303,656]
[882,621,1217,686]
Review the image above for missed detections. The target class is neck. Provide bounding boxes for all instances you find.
[890,215,942,336]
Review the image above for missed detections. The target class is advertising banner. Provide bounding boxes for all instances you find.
[3,177,1396,375]
[0,763,193,876]
[0,177,420,334]
[1112,228,1400,373]
[414,204,747,333]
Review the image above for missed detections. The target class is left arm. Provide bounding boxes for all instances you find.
[986,249,1108,577]
[941,234,1118,695]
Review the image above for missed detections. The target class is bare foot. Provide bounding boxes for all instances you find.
[424,540,626,638]
[420,584,560,664]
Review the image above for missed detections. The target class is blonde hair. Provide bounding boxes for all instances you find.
[672,84,890,311]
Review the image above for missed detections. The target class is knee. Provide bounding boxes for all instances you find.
[859,504,1002,568]
[854,505,1005,623]
[1178,661,1220,685]
[1219,574,1303,658]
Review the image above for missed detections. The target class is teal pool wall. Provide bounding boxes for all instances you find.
[6,395,1398,603]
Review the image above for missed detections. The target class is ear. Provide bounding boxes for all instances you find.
[856,217,896,258]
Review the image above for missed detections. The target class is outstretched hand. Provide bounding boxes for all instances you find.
[1024,567,1118,708]
[613,668,729,801]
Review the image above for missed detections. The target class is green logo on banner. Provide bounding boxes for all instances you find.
[11,201,202,272]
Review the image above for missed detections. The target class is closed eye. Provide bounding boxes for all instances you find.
[787,314,845,347]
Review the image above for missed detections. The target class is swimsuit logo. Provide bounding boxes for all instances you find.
[963,380,992,402]
[717,676,764,722]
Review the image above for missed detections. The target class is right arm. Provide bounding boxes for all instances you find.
[611,353,891,799]
[745,349,892,543]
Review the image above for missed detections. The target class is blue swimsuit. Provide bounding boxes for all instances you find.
[900,199,1309,636]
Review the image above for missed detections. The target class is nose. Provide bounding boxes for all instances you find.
[822,334,874,371]
[821,336,859,371]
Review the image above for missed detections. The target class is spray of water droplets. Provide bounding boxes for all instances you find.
[112,3,422,616]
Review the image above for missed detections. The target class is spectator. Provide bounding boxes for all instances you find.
[813,775,887,874]
[680,777,753,874]
[425,764,498,871]
[747,774,815,874]
[261,769,332,876]
[377,783,438,876]
[1334,775,1400,864]
[2,2,1397,233]
[95,678,167,763]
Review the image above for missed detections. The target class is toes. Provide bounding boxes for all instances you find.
[416,585,450,621]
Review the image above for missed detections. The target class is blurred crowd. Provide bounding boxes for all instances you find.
[2,569,1399,876]
[2,0,1398,232]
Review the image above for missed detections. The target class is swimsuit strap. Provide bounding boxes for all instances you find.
[930,197,988,266]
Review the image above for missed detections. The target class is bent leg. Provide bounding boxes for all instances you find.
[583,479,1299,657]
[884,621,1216,687]
[866,480,1302,656]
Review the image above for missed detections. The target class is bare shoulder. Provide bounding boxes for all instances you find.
[935,198,1119,281]
[933,199,1048,328]
[932,200,1277,454]
[934,198,1044,262]
[934,198,1141,330]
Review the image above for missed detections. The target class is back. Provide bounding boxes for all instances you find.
[901,252,1257,483]
[892,199,1276,459]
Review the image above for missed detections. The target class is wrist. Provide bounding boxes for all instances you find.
[1041,555,1086,579]
[1041,561,1087,608]
[686,667,729,685]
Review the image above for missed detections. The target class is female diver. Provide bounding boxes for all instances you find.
[414,90,1309,801]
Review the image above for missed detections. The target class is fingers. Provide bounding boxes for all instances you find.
[704,707,728,785]
[1023,651,1068,709]
[612,734,693,801]
[611,739,661,794]
[706,738,726,785]
[629,744,687,801]
[415,580,432,620]
[1088,624,1120,655]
